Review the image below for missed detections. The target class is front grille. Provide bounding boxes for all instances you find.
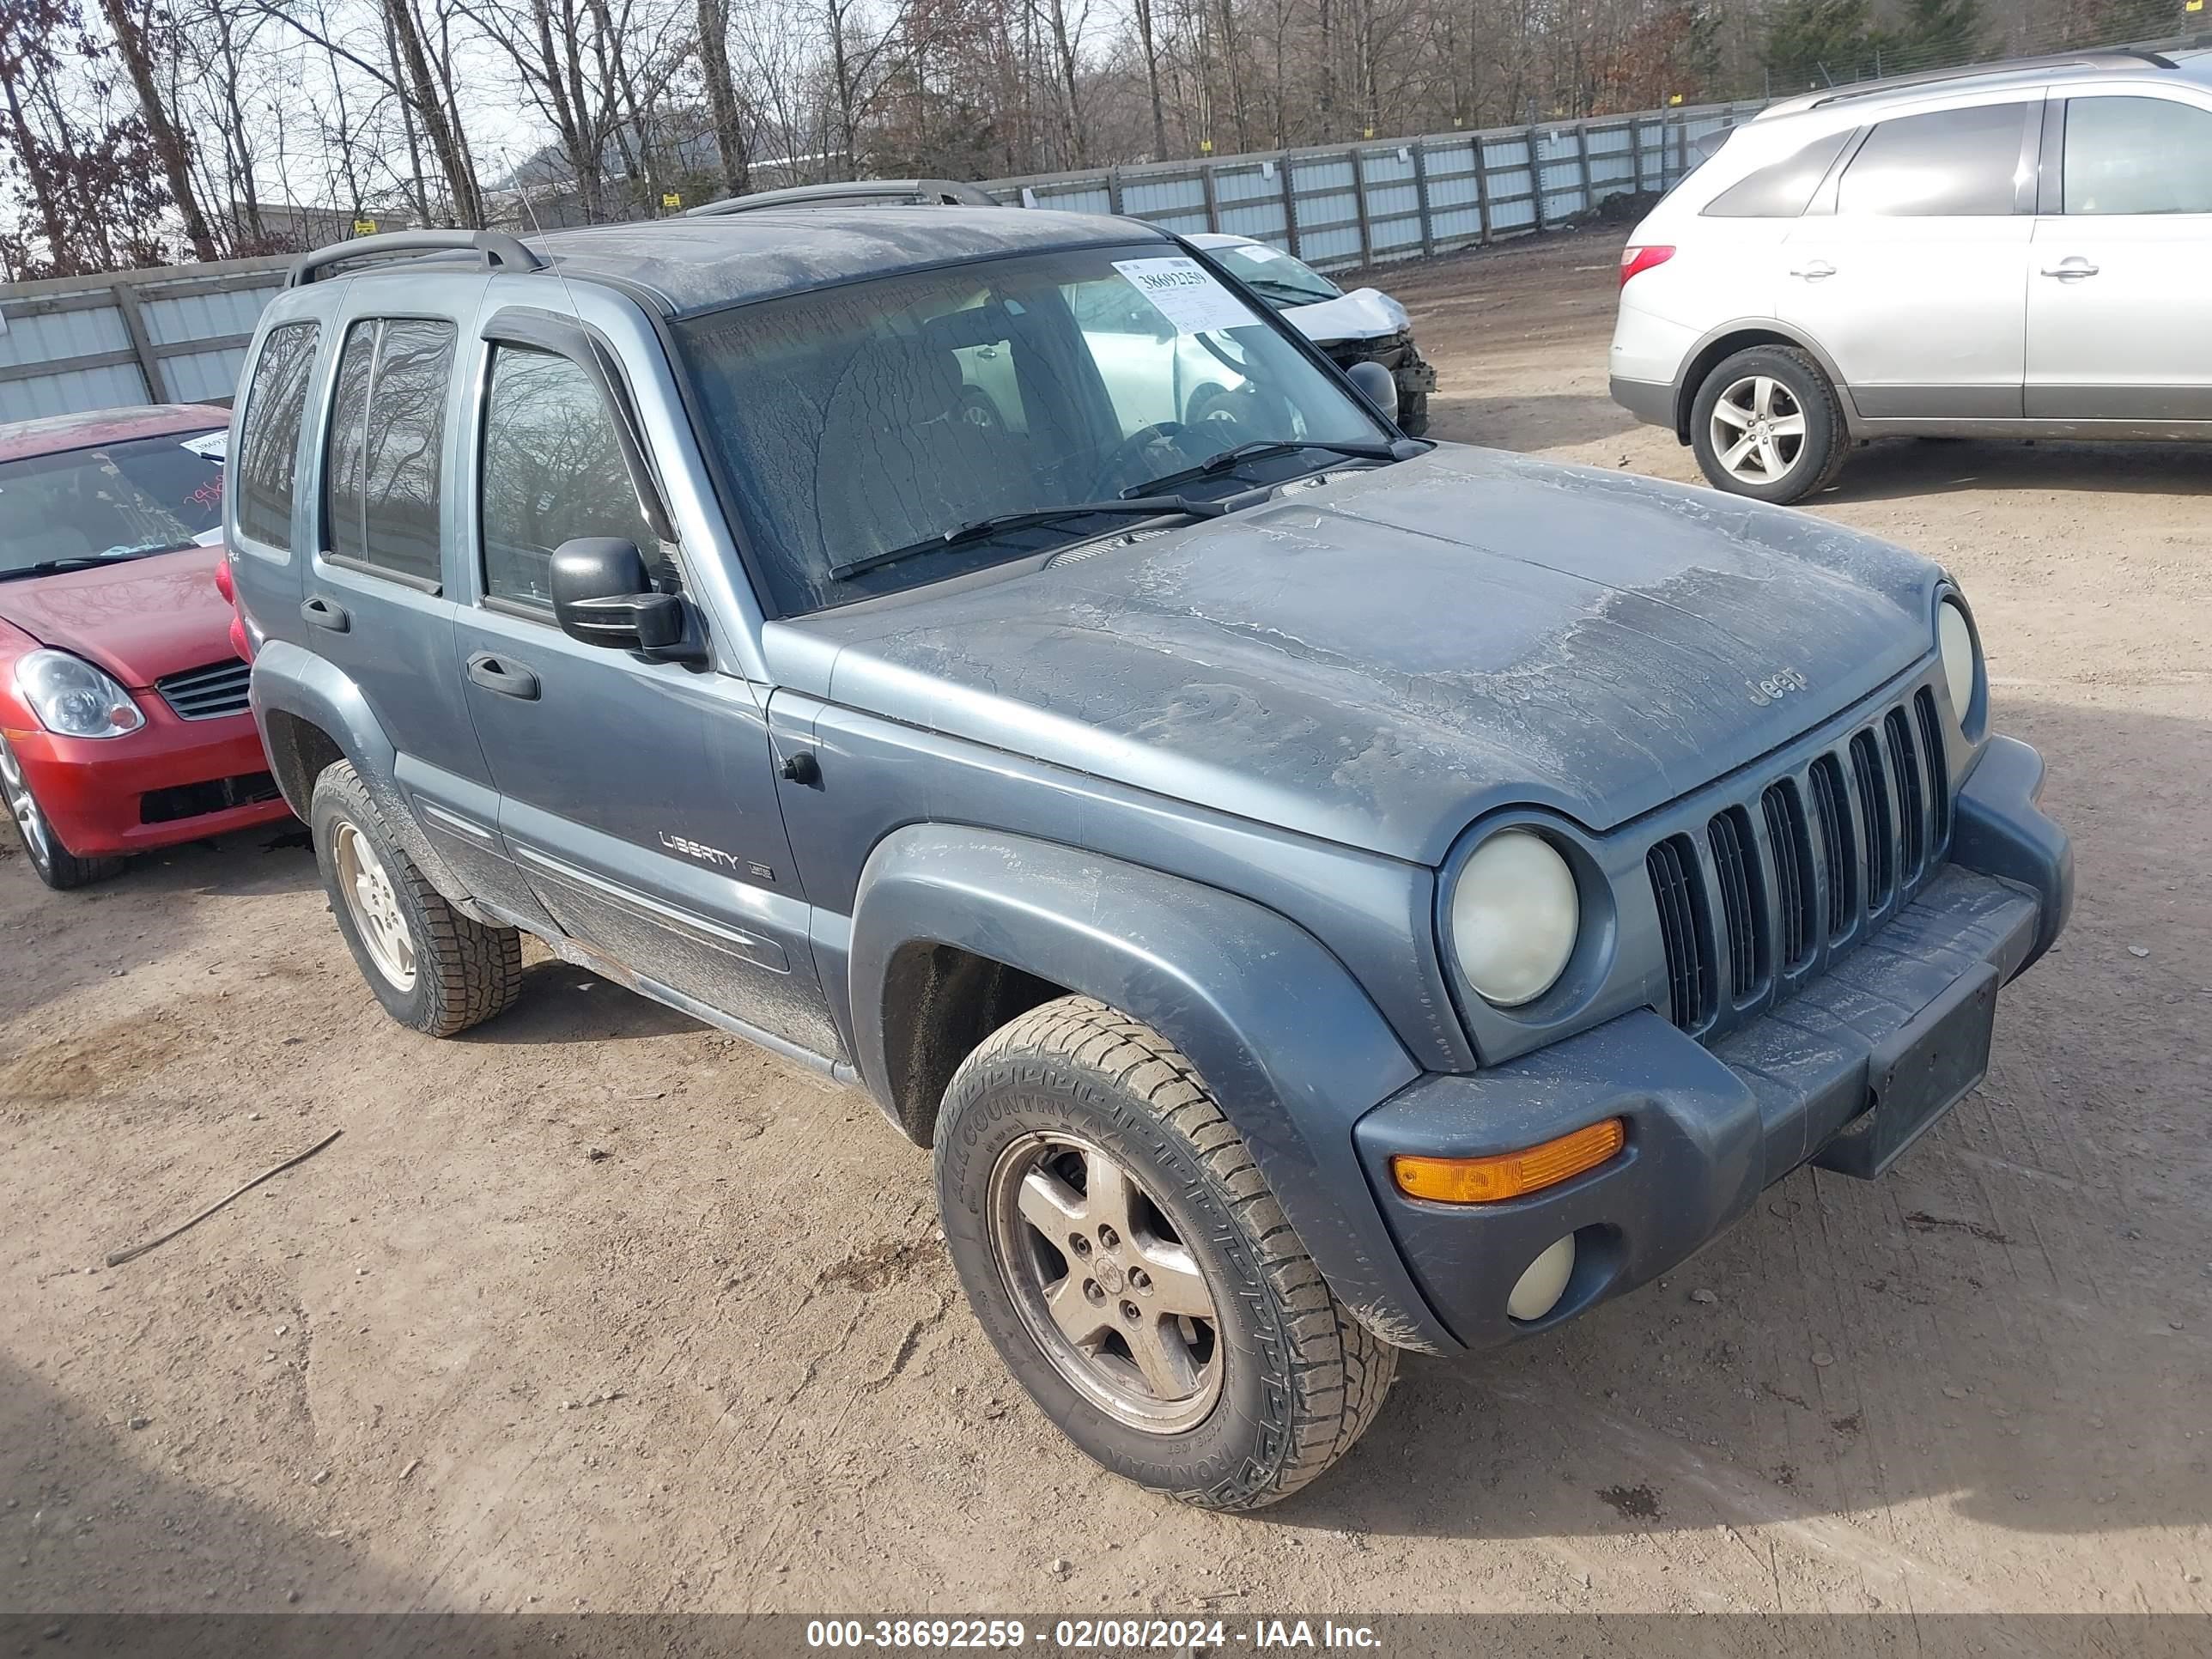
[1707,806,1765,1001]
[157,659,251,721]
[1762,781,1815,973]
[1648,682,1954,1037]
[1646,836,1713,1031]
[140,770,280,825]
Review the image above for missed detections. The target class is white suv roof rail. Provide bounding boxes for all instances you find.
[1761,48,2176,121]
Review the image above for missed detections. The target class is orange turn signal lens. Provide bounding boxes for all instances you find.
[1391,1118,1626,1205]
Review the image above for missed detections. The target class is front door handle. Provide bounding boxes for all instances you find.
[2039,258,2100,281]
[301,595,349,632]
[466,651,540,701]
[1790,260,1836,281]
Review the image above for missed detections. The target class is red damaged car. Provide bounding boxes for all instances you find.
[0,404,289,890]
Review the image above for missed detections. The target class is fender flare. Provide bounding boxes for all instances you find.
[848,823,1457,1353]
[249,641,494,924]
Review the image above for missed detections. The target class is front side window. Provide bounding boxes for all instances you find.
[321,317,456,586]
[674,244,1390,616]
[479,345,664,608]
[234,322,319,550]
[1836,102,2030,216]
[0,429,226,577]
[1704,130,1856,218]
[2063,96,2212,216]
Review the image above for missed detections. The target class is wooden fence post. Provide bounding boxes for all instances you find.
[1412,142,1435,258]
[1350,145,1374,265]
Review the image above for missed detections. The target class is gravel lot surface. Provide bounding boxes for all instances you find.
[4,229,2209,1624]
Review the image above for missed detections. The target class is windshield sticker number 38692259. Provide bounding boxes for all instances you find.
[1112,257,1255,337]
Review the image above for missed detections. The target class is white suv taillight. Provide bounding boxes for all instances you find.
[1620,245,1675,288]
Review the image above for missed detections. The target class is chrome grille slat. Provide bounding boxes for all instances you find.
[1648,681,1954,1041]
[155,659,251,721]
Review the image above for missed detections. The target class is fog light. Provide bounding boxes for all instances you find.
[1507,1234,1577,1322]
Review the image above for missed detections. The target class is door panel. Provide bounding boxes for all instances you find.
[1778,99,2038,417]
[2025,94,2212,421]
[1778,216,2033,416]
[453,605,839,1058]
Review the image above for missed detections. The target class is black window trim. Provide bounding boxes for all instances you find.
[318,310,461,596]
[232,319,323,558]
[1816,96,2044,219]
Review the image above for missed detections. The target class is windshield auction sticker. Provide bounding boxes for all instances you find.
[1112,258,1255,336]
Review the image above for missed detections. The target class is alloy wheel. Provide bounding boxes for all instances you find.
[1709,374,1808,486]
[0,738,52,872]
[986,1130,1224,1434]
[332,820,417,991]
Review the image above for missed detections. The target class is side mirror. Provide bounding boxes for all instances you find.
[549,538,696,659]
[1346,359,1400,424]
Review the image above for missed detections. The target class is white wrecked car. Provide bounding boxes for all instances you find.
[1189,232,1437,435]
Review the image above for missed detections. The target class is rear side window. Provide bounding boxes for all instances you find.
[478,345,663,608]
[321,317,457,586]
[1836,102,2029,216]
[234,322,319,550]
[2063,96,2212,215]
[1703,131,1855,217]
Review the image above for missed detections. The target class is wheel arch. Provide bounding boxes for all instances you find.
[1674,321,1851,443]
[848,823,1457,1354]
[250,641,495,924]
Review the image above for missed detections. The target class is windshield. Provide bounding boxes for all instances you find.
[1206,241,1342,307]
[0,428,226,579]
[672,242,1390,615]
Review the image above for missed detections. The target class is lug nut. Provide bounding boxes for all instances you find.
[1069,1235,1092,1257]
[1120,1300,1141,1324]
[1128,1267,1152,1293]
[1097,1224,1121,1249]
[1083,1279,1105,1304]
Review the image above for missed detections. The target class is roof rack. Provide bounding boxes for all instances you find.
[287,228,545,288]
[687,179,997,216]
[1765,49,2174,117]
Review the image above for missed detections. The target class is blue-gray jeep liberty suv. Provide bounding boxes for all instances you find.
[226,210,2072,1510]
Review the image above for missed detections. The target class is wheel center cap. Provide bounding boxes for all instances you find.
[1095,1258,1126,1295]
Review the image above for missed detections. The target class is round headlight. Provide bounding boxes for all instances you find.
[1938,599,1977,722]
[1449,830,1580,1007]
[13,649,144,739]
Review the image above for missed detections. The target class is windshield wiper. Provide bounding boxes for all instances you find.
[1123,438,1404,499]
[1,556,117,581]
[830,495,1231,581]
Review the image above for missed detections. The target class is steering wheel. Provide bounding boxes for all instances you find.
[1091,421,1189,498]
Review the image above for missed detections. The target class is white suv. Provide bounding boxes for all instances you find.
[1610,48,2212,502]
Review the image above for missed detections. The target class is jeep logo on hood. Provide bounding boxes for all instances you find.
[1747,667,1809,706]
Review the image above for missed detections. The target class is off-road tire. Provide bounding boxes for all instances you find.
[309,760,522,1036]
[1689,343,1850,505]
[935,994,1397,1510]
[0,734,123,890]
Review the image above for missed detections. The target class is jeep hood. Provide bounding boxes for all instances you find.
[0,542,234,688]
[768,446,1942,866]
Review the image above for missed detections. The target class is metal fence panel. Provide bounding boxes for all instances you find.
[1,97,1764,422]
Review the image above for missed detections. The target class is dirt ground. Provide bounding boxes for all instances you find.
[4,229,2209,1626]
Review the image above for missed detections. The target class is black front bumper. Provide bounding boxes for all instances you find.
[1352,737,2071,1353]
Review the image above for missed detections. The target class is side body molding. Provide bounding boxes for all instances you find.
[847,823,1456,1353]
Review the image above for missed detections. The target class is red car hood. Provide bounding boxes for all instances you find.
[0,546,235,687]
